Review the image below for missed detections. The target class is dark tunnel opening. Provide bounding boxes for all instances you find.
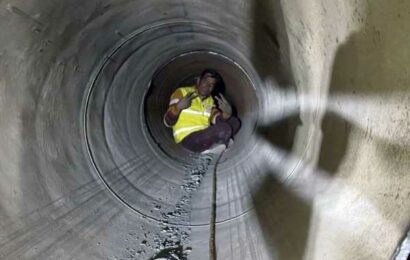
[144,50,258,164]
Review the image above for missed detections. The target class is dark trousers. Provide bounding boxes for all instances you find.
[181,117,241,153]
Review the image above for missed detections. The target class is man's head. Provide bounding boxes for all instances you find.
[196,69,221,98]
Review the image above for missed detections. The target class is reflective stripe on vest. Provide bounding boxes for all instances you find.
[172,86,214,143]
[181,109,211,117]
[173,125,208,137]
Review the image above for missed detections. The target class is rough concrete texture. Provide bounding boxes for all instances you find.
[0,0,409,259]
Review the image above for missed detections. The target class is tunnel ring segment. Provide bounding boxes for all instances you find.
[82,19,263,227]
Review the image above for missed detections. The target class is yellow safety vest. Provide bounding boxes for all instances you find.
[173,86,214,143]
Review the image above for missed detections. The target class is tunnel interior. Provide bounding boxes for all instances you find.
[145,51,258,163]
[0,0,409,260]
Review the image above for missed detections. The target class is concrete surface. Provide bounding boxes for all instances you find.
[0,0,409,259]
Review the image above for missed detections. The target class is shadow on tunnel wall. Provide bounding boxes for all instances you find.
[316,1,410,258]
[325,0,410,231]
[253,0,410,258]
[252,0,292,87]
[257,114,301,152]
[252,174,312,260]
[317,111,351,176]
[251,0,301,153]
[251,0,309,259]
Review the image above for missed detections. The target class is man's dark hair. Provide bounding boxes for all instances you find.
[199,69,222,85]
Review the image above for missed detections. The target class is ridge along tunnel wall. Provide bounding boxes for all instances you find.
[0,0,410,260]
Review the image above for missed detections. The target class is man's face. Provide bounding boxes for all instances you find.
[197,74,216,97]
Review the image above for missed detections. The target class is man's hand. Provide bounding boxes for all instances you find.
[215,93,232,117]
[176,92,197,111]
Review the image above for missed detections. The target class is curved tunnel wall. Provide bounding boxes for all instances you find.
[0,0,410,259]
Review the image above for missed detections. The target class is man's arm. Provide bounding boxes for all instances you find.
[211,93,232,124]
[210,107,232,124]
[164,89,184,127]
[210,108,221,125]
[214,94,232,120]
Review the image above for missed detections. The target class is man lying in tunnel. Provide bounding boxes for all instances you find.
[163,69,241,154]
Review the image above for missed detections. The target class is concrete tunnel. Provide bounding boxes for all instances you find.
[0,0,410,259]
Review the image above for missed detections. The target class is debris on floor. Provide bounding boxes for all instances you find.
[142,156,212,260]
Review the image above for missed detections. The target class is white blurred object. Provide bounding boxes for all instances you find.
[201,143,226,155]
